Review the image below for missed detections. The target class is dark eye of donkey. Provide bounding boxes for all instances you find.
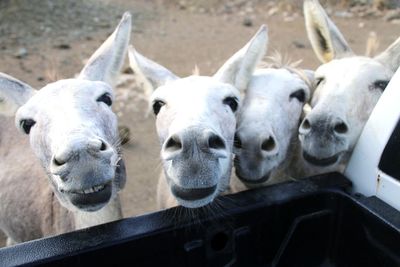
[290,89,306,102]
[20,119,36,134]
[97,93,113,106]
[373,80,389,91]
[152,100,165,115]
[223,97,239,112]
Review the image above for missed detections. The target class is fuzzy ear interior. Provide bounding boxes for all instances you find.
[375,37,400,73]
[78,12,132,86]
[214,24,268,92]
[304,0,353,63]
[0,72,36,116]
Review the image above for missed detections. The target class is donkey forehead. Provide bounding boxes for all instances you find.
[249,68,309,96]
[26,79,112,109]
[151,76,240,104]
[317,57,391,81]
[314,58,392,104]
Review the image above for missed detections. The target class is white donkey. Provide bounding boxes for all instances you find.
[232,55,313,190]
[0,13,131,245]
[294,0,400,177]
[129,26,268,209]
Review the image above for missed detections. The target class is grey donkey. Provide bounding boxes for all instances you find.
[0,12,131,245]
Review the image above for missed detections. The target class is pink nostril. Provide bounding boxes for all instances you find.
[261,136,276,152]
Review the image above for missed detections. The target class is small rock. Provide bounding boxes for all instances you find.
[15,48,28,59]
[242,17,253,27]
[268,7,279,17]
[292,40,306,49]
[37,76,45,82]
[178,0,187,10]
[283,15,295,22]
[334,11,354,18]
[54,43,71,50]
[384,9,400,21]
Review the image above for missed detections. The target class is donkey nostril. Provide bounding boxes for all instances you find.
[208,134,226,150]
[165,135,182,152]
[334,122,348,134]
[301,119,311,130]
[261,136,276,152]
[100,141,107,151]
[53,157,65,167]
[234,134,242,149]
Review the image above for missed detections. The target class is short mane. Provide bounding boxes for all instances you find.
[260,51,313,89]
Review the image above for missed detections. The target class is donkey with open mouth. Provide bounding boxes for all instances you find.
[296,0,400,177]
[0,13,131,245]
[232,54,314,190]
[129,26,268,209]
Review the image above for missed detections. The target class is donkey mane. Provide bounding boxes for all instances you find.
[260,51,313,89]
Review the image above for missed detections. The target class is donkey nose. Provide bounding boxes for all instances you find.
[163,130,227,160]
[52,138,109,169]
[300,114,349,136]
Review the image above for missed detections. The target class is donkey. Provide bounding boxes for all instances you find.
[232,55,313,191]
[0,13,131,245]
[129,26,268,209]
[293,0,400,178]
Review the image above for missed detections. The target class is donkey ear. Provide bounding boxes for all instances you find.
[0,72,36,116]
[214,25,268,92]
[374,37,400,73]
[128,46,179,93]
[304,0,353,63]
[79,12,131,85]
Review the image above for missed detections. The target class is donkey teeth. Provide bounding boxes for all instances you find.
[78,184,106,194]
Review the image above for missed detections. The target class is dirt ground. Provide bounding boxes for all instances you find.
[0,0,399,245]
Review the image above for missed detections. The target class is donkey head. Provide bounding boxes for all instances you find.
[300,0,400,171]
[129,26,267,208]
[235,66,313,185]
[0,13,131,212]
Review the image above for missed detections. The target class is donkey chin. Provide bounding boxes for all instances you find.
[301,142,348,169]
[234,156,275,186]
[52,163,118,212]
[166,172,223,209]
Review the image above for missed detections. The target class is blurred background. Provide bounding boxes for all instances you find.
[0,0,399,245]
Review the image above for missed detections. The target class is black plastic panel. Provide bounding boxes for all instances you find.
[379,117,400,181]
[0,173,399,267]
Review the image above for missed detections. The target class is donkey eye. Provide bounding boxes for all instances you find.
[152,100,165,115]
[373,80,389,91]
[290,89,306,102]
[97,93,113,106]
[20,119,36,134]
[315,77,324,88]
[223,97,239,112]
